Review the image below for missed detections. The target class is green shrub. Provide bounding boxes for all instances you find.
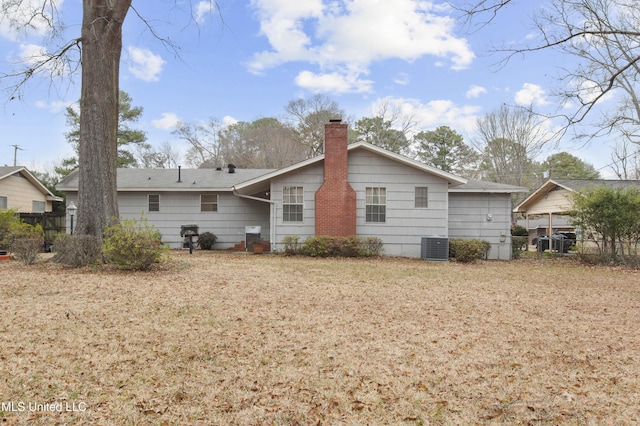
[511,224,528,236]
[298,236,384,258]
[0,209,19,250]
[301,236,334,257]
[449,239,490,263]
[102,218,165,271]
[52,234,102,267]
[197,231,217,250]
[511,236,529,259]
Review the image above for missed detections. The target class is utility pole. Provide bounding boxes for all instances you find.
[11,144,23,166]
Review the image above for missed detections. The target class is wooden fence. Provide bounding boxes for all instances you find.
[18,212,66,244]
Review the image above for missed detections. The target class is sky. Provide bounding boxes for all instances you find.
[0,0,623,177]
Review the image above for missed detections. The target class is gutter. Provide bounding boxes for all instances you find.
[232,188,274,204]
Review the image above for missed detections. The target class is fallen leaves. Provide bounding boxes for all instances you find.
[0,252,639,424]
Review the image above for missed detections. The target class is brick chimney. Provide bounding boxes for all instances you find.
[315,120,357,236]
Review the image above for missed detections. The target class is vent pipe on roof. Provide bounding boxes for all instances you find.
[178,165,182,183]
[228,164,236,174]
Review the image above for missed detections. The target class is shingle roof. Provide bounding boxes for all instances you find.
[56,168,276,192]
[552,178,640,191]
[449,179,528,193]
[0,166,27,179]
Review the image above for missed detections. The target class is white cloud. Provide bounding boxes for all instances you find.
[248,0,474,93]
[466,85,487,98]
[127,46,165,82]
[295,69,373,93]
[370,96,482,135]
[568,78,616,105]
[152,113,180,130]
[222,115,239,126]
[194,1,215,24]
[0,0,62,41]
[514,83,548,106]
[16,43,69,76]
[18,43,48,64]
[394,72,410,86]
[35,100,72,113]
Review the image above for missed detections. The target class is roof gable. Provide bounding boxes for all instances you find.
[0,166,61,201]
[234,141,468,193]
[514,178,640,213]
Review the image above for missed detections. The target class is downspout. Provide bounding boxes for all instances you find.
[232,187,276,252]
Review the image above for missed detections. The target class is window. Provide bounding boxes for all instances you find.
[366,187,386,223]
[415,187,428,208]
[32,200,45,213]
[201,194,218,212]
[148,194,160,212]
[283,186,303,222]
[0,196,6,210]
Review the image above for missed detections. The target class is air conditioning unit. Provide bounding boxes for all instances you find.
[421,237,449,261]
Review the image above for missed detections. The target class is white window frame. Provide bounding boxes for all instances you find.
[283,186,304,222]
[365,187,386,223]
[201,194,218,212]
[415,187,429,208]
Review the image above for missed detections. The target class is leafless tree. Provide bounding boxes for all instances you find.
[284,94,347,156]
[136,142,181,169]
[459,0,640,145]
[610,139,640,180]
[0,0,218,238]
[218,118,306,169]
[475,104,550,189]
[370,98,418,141]
[173,118,225,168]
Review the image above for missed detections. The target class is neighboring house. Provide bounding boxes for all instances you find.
[513,178,640,243]
[0,166,62,213]
[57,121,526,260]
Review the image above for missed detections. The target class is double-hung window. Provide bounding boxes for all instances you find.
[201,194,218,212]
[148,194,160,212]
[415,187,428,208]
[366,187,386,223]
[283,186,303,222]
[0,196,7,210]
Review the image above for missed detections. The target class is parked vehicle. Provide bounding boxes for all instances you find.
[532,232,576,253]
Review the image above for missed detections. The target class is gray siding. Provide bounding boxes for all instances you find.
[448,192,512,260]
[270,149,450,257]
[271,163,323,249]
[66,192,270,249]
[350,150,449,257]
[119,191,269,249]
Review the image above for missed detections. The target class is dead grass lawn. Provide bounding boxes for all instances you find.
[1,252,639,425]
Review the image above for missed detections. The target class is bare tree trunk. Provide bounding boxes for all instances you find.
[76,0,131,237]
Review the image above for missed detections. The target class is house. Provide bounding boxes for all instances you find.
[513,178,640,244]
[57,121,526,260]
[0,166,62,213]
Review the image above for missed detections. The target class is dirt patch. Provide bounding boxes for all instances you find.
[1,252,638,424]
